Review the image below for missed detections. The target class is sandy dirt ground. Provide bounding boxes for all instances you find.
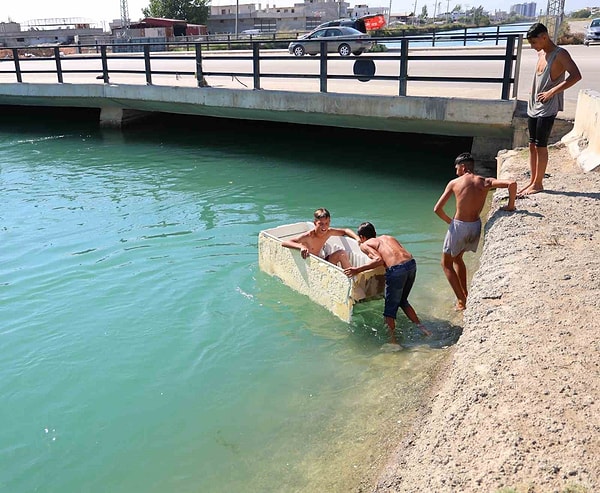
[371,143,600,493]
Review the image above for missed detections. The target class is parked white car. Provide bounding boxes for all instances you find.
[584,18,600,46]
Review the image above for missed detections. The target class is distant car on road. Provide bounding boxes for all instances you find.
[584,18,600,46]
[316,14,387,33]
[317,18,368,33]
[288,26,373,57]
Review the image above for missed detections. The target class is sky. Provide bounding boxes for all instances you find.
[2,0,597,28]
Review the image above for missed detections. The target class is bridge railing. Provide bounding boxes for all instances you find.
[0,33,523,100]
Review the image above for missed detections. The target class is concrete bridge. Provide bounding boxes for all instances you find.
[0,81,520,162]
[0,43,596,164]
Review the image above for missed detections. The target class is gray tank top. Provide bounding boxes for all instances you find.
[527,47,565,118]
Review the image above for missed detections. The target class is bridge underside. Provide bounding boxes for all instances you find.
[0,83,519,162]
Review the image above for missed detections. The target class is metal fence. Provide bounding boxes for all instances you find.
[0,32,523,100]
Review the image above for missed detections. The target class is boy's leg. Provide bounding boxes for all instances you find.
[519,142,538,195]
[383,270,403,344]
[400,304,432,336]
[398,264,431,336]
[453,253,468,300]
[521,145,548,195]
[441,253,467,309]
[384,316,398,344]
[530,145,548,192]
[519,117,538,194]
[326,250,351,269]
[400,303,420,325]
[398,267,419,324]
[520,116,554,195]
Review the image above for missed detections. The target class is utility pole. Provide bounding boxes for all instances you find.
[119,0,130,38]
[545,0,565,42]
[413,0,418,25]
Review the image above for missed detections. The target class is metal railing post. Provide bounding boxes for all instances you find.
[195,43,208,87]
[144,44,152,85]
[12,49,22,83]
[252,42,261,90]
[319,41,328,93]
[100,45,110,84]
[54,46,63,83]
[399,38,408,96]
[501,34,516,100]
[464,28,468,46]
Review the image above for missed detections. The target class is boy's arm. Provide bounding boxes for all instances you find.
[488,178,517,211]
[433,183,454,224]
[343,244,383,277]
[282,234,310,258]
[328,227,360,242]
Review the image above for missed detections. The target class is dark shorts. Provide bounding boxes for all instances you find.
[528,115,556,148]
[383,259,416,319]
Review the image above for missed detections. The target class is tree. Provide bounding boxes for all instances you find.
[471,6,489,25]
[420,5,429,19]
[142,0,210,25]
[570,8,591,19]
[462,5,489,26]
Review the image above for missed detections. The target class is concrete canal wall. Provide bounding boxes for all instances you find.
[562,89,600,173]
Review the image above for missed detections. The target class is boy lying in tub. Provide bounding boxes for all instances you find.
[281,208,359,269]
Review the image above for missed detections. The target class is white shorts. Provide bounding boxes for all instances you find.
[442,218,481,257]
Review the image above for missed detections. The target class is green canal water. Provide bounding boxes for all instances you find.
[0,110,466,492]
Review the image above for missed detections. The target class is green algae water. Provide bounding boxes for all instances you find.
[0,110,465,492]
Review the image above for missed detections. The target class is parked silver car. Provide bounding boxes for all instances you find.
[584,18,600,46]
[288,26,373,57]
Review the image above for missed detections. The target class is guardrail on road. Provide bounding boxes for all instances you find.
[0,33,523,100]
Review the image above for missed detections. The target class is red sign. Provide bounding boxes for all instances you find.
[363,14,386,31]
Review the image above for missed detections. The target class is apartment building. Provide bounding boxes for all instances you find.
[207,0,350,33]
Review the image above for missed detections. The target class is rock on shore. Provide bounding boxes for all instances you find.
[373,144,600,493]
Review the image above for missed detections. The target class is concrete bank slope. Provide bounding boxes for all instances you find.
[373,144,600,493]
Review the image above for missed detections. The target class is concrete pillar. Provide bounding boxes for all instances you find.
[471,135,513,166]
[99,106,151,128]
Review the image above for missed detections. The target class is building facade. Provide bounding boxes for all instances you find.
[207,0,350,34]
[510,2,537,18]
[0,21,104,47]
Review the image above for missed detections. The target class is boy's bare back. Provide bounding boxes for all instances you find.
[436,171,515,225]
[361,235,413,268]
[451,174,494,222]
